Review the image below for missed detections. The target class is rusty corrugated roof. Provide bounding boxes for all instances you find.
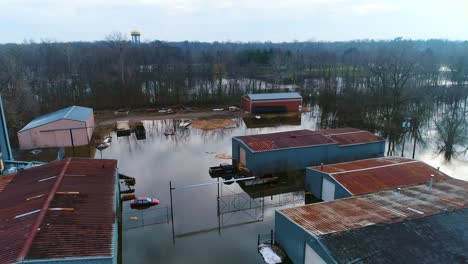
[311,156,412,173]
[309,157,449,195]
[279,178,468,237]
[0,158,117,263]
[235,128,384,152]
[0,173,17,193]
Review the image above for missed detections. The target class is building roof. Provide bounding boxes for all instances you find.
[245,92,302,101]
[320,208,468,264]
[0,158,117,263]
[309,157,449,195]
[234,128,384,152]
[278,178,468,237]
[19,106,93,132]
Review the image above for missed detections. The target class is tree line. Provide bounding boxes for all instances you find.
[0,36,467,156]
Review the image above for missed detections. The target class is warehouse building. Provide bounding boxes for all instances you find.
[18,106,94,150]
[0,158,119,264]
[232,128,385,176]
[275,178,468,264]
[306,156,449,201]
[241,92,302,113]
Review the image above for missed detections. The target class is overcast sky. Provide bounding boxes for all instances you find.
[1,0,468,43]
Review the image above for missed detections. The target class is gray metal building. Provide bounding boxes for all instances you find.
[275,178,468,264]
[232,128,385,176]
[305,156,449,201]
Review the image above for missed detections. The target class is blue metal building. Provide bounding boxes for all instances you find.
[305,157,449,201]
[232,128,385,176]
[275,178,468,264]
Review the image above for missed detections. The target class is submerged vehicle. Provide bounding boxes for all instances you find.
[130,197,160,209]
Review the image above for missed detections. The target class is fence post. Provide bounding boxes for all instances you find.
[270,229,274,246]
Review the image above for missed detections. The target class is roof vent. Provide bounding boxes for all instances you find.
[290,135,297,138]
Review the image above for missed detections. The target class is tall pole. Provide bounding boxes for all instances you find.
[169,181,175,244]
[401,134,405,157]
[69,129,75,157]
[412,135,417,159]
[217,177,221,235]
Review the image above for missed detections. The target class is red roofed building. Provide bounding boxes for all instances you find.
[0,158,119,264]
[232,128,385,176]
[305,156,449,201]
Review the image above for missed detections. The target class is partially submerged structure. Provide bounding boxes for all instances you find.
[232,128,385,176]
[306,157,449,201]
[241,92,302,113]
[275,178,468,264]
[0,158,119,263]
[18,106,94,150]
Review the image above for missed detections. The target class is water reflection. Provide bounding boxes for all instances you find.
[97,112,466,264]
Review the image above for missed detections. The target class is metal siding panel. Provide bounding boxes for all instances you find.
[275,211,314,264]
[305,170,326,199]
[305,243,327,264]
[321,178,335,201]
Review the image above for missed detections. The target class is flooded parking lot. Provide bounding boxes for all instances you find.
[96,113,467,264]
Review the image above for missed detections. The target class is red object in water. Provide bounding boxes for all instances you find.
[130,197,160,209]
[164,130,175,136]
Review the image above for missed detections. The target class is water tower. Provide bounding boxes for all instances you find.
[131,30,141,44]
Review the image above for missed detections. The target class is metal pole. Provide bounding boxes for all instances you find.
[69,129,75,157]
[169,181,175,244]
[217,177,221,235]
[412,135,417,159]
[401,133,405,157]
[270,229,274,246]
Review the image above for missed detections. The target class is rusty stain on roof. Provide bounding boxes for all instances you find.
[279,178,468,237]
[235,128,383,152]
[0,173,16,193]
[309,157,449,195]
[0,158,117,263]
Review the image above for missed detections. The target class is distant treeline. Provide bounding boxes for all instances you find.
[0,37,467,153]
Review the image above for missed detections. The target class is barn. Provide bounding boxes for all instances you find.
[232,128,385,176]
[275,178,468,264]
[305,157,449,201]
[241,92,302,113]
[18,106,94,150]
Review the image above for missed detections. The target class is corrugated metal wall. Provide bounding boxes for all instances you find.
[275,211,314,264]
[305,170,351,201]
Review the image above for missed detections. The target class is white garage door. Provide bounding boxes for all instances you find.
[239,147,246,166]
[321,178,335,202]
[305,243,327,264]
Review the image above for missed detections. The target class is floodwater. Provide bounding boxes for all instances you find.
[97,112,467,264]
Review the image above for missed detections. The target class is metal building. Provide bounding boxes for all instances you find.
[232,128,385,176]
[18,106,94,150]
[0,158,119,263]
[305,156,449,201]
[275,178,468,264]
[241,92,302,113]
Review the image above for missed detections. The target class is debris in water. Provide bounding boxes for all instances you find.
[30,149,42,155]
[192,119,235,130]
[215,153,232,159]
[258,244,282,264]
[130,216,139,221]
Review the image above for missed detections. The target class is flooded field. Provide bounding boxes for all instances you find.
[96,112,467,264]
